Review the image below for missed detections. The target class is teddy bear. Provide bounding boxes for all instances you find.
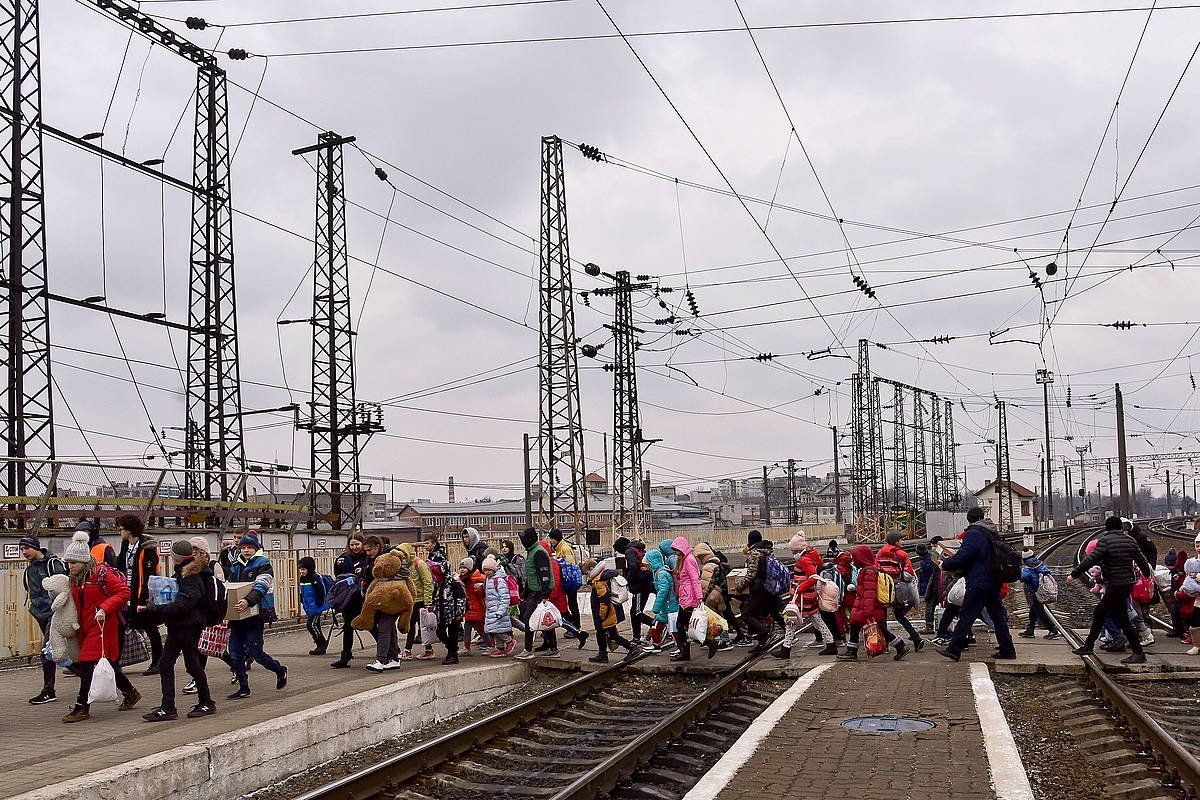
[351,550,414,633]
[42,573,80,663]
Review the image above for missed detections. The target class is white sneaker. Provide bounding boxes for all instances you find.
[382,660,404,670]
[1139,631,1155,647]
[365,661,386,672]
[513,650,536,660]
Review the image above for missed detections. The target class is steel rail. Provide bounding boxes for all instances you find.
[1040,522,1200,798]
[291,654,645,800]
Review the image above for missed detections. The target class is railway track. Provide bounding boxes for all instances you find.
[293,647,785,800]
[1032,523,1200,798]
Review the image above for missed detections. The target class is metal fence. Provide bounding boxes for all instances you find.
[0,457,372,536]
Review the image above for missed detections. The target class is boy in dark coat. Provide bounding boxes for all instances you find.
[139,540,216,721]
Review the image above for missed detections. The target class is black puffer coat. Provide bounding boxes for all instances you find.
[1072,531,1153,588]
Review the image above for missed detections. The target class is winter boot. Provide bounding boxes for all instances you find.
[773,646,791,660]
[818,643,839,656]
[893,639,910,661]
[309,635,328,656]
[669,633,691,662]
[62,704,90,723]
[911,636,925,652]
[836,645,859,661]
[118,688,142,711]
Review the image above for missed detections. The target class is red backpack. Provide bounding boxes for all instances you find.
[504,572,521,605]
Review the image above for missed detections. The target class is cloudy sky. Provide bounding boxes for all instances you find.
[34,0,1200,504]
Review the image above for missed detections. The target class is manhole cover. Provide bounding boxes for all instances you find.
[841,715,936,734]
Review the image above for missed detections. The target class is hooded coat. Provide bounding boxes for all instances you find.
[150,550,214,629]
[941,519,1001,587]
[790,546,823,611]
[671,537,703,610]
[1020,557,1050,595]
[645,549,678,623]
[463,567,487,623]
[298,555,327,613]
[351,551,415,631]
[658,539,676,570]
[589,566,622,629]
[519,528,555,599]
[463,528,499,573]
[483,565,513,634]
[693,542,727,612]
[734,540,774,594]
[226,549,274,608]
[71,564,130,662]
[848,545,887,626]
[623,540,652,593]
[396,543,434,605]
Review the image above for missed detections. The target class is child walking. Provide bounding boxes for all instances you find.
[582,559,638,663]
[482,555,516,657]
[460,558,490,655]
[433,560,466,665]
[297,557,328,655]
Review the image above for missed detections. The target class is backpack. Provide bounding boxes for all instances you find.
[327,575,359,612]
[202,575,228,626]
[301,577,331,617]
[611,574,630,605]
[986,529,1023,584]
[762,554,791,596]
[876,551,903,579]
[1034,572,1059,604]
[427,560,445,586]
[875,569,896,606]
[557,558,583,593]
[504,572,521,606]
[815,575,842,612]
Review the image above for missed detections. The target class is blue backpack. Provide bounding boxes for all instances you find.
[301,574,334,616]
[557,558,583,593]
[763,554,791,596]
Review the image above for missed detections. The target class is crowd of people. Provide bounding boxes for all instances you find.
[21,508,1195,725]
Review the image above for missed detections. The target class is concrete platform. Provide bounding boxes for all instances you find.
[0,629,529,800]
[681,660,1030,800]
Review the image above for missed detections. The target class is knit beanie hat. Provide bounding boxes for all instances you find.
[459,556,474,572]
[63,531,92,563]
[1186,558,1200,575]
[172,539,194,559]
[239,531,261,549]
[613,536,630,554]
[189,536,210,554]
[788,531,807,553]
[1021,548,1035,560]
[18,535,39,550]
[748,529,762,546]
[482,554,498,572]
[548,528,563,543]
[1166,548,1178,567]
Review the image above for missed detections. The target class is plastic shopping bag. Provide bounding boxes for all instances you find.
[863,622,888,659]
[947,577,967,606]
[420,607,438,644]
[687,604,710,645]
[198,622,230,656]
[532,600,563,632]
[87,657,121,704]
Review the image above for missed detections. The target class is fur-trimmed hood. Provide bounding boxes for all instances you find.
[180,549,210,579]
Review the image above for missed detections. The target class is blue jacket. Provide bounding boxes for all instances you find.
[227,550,274,607]
[940,520,998,588]
[1020,559,1050,594]
[917,552,937,596]
[483,566,513,634]
[646,549,678,622]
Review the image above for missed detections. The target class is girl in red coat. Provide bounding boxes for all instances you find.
[837,545,909,661]
[62,531,140,722]
[459,558,490,655]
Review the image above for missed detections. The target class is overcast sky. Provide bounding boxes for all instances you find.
[34,0,1200,503]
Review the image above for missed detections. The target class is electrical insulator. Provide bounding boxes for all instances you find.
[185,16,207,29]
[753,353,773,361]
[579,143,607,162]
[227,48,249,60]
[1110,320,1134,329]
[580,292,590,307]
[374,167,388,182]
[636,274,652,281]
[685,288,699,316]
[1066,385,1072,408]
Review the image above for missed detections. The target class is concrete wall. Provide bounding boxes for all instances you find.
[10,662,530,800]
[926,511,969,538]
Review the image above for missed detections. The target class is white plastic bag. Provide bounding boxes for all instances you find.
[420,607,438,644]
[1154,565,1173,591]
[947,577,967,606]
[532,600,562,632]
[687,604,710,644]
[87,657,120,704]
[667,610,678,634]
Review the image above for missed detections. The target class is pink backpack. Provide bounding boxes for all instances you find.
[504,573,521,606]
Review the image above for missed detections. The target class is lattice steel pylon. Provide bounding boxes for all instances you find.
[536,136,589,533]
[605,269,649,537]
[292,132,382,528]
[852,339,886,539]
[184,64,243,501]
[892,384,908,512]
[945,400,960,508]
[912,392,928,512]
[786,458,798,525]
[0,0,54,499]
[996,400,1014,533]
[930,398,945,511]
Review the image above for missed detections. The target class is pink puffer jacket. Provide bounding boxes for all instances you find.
[671,537,703,610]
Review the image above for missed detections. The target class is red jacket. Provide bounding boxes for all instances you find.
[71,565,130,662]
[848,545,888,626]
[542,539,569,611]
[791,547,823,610]
[876,544,914,579]
[463,569,487,623]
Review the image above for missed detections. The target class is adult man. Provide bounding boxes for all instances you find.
[733,530,780,654]
[614,537,653,644]
[116,514,162,675]
[21,535,67,705]
[1068,515,1153,664]
[515,527,558,660]
[460,527,497,573]
[935,507,1017,662]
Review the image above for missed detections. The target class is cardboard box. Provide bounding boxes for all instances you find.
[225,581,260,621]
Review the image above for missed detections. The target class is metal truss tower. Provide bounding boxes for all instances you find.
[536,135,589,532]
[930,399,945,510]
[605,269,649,537]
[891,385,908,511]
[912,392,928,511]
[786,458,798,525]
[183,64,244,501]
[996,400,1014,533]
[293,132,382,528]
[0,0,54,498]
[945,400,960,508]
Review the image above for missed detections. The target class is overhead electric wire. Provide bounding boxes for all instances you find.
[148,0,573,27]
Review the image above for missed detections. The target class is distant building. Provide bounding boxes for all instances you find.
[584,473,608,495]
[973,479,1037,530]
